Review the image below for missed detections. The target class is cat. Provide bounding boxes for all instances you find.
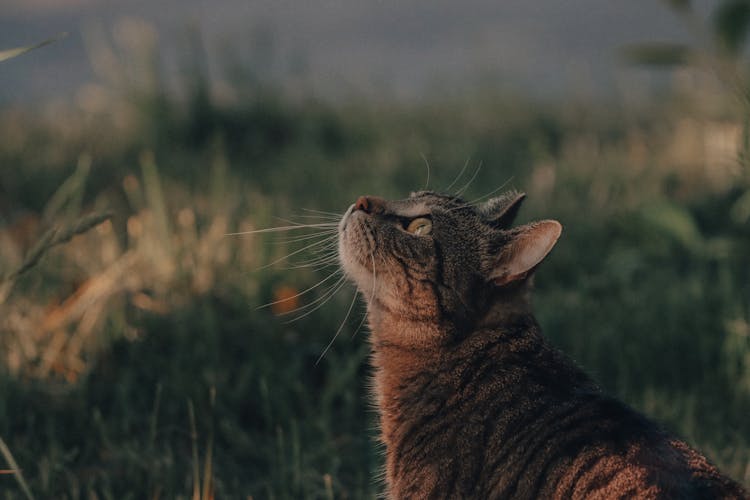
[337,190,748,499]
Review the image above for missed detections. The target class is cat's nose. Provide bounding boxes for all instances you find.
[354,195,386,214]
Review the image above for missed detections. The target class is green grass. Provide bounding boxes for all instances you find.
[1,76,749,498]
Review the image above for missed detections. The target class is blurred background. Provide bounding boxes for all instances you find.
[1,0,749,497]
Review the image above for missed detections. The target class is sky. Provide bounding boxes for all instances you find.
[0,0,712,104]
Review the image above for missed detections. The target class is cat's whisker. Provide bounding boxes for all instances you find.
[291,245,338,259]
[315,288,359,365]
[282,256,340,270]
[369,250,377,297]
[258,236,339,270]
[257,269,343,309]
[291,258,339,269]
[306,253,339,264]
[465,177,515,205]
[285,252,340,270]
[290,250,339,267]
[271,216,340,230]
[225,223,337,236]
[276,226,338,238]
[280,230,338,244]
[284,261,339,271]
[294,249,339,263]
[349,304,369,340]
[281,274,349,321]
[301,208,344,218]
[283,285,348,323]
[420,152,431,191]
[309,238,339,251]
[288,215,341,222]
[276,246,338,269]
[444,156,472,192]
[276,231,338,245]
[455,160,483,197]
[445,181,518,214]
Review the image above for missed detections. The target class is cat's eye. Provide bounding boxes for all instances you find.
[405,217,432,236]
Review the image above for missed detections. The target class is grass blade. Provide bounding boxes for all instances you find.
[4,211,113,283]
[0,33,68,63]
[188,400,201,500]
[6,227,58,281]
[201,387,216,500]
[0,436,34,500]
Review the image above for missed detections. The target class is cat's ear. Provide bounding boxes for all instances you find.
[478,191,526,229]
[488,220,562,286]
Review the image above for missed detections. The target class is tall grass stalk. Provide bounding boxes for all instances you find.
[0,436,34,500]
[188,399,201,500]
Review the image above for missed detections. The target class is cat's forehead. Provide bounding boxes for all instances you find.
[407,191,467,208]
[371,191,467,217]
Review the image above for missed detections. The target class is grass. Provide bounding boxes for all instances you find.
[1,58,750,497]
[0,33,68,64]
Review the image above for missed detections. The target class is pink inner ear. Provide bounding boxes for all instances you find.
[491,220,562,286]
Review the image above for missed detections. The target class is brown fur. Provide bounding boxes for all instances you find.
[337,190,748,499]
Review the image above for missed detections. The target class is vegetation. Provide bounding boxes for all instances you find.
[1,10,750,497]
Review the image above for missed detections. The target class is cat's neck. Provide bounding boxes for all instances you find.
[478,281,536,329]
[367,312,447,448]
[366,292,538,373]
[367,307,559,494]
[366,307,449,409]
[366,302,543,402]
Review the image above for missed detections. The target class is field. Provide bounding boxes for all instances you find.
[2,35,750,498]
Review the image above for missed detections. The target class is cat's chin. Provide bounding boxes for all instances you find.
[339,254,372,293]
[337,241,375,299]
[337,212,376,297]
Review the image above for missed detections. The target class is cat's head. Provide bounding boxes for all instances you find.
[338,190,561,343]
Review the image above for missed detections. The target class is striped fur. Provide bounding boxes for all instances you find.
[338,191,748,499]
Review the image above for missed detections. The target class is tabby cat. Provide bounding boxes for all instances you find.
[337,190,748,499]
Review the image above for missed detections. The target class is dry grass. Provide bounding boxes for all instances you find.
[0,151,256,382]
[0,436,34,500]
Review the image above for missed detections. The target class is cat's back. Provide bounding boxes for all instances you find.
[384,327,747,499]
[478,394,745,499]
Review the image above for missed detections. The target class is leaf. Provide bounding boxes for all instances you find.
[713,0,750,54]
[620,43,695,67]
[0,33,68,63]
